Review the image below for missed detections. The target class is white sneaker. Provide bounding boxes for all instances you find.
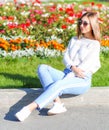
[47,102,67,116]
[15,106,31,122]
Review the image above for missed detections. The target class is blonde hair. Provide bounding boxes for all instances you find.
[77,11,101,41]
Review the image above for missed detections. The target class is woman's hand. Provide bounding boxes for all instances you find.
[71,66,85,78]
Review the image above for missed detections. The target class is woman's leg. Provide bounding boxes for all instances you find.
[38,64,66,104]
[37,64,65,90]
[34,73,91,110]
[15,65,65,121]
[26,73,91,111]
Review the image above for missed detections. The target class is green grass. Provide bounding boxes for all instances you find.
[48,0,109,5]
[92,55,109,86]
[0,56,64,88]
[48,0,109,3]
[0,55,109,88]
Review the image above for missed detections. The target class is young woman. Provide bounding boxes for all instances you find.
[15,11,101,121]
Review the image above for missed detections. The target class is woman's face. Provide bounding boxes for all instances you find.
[79,16,92,34]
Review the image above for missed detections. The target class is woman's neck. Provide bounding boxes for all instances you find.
[83,33,95,40]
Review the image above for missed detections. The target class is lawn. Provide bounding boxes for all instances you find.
[0,54,109,89]
[47,0,109,4]
[0,56,64,88]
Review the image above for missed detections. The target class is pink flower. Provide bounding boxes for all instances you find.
[49,5,56,12]
[47,18,54,24]
[103,35,109,40]
[34,10,43,15]
[30,13,35,18]
[47,14,59,24]
[1,16,7,20]
[0,30,5,33]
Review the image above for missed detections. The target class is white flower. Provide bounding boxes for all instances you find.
[56,28,63,33]
[21,11,30,16]
[34,3,41,7]
[100,46,109,54]
[68,24,76,30]
[0,47,63,58]
[57,4,63,9]
[41,13,50,17]
[0,49,7,57]
[59,16,64,19]
[36,47,62,58]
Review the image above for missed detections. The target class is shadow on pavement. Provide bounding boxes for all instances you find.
[3,89,77,122]
[4,88,44,121]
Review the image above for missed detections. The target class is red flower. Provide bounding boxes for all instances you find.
[59,7,64,12]
[19,23,27,29]
[65,7,74,16]
[75,12,82,18]
[69,19,75,24]
[35,0,41,4]
[7,16,14,21]
[8,23,18,29]
[25,23,30,27]
[91,2,95,6]
[61,25,67,29]
[31,18,37,24]
[64,18,75,24]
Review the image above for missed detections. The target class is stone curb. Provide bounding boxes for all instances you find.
[0,87,109,108]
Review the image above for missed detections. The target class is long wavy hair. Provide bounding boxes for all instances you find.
[77,11,101,41]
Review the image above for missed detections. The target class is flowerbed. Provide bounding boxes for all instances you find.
[0,37,65,58]
[0,1,109,58]
[0,37,109,58]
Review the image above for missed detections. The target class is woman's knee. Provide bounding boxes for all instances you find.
[37,64,48,73]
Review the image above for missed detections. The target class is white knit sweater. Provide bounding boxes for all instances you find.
[63,37,101,74]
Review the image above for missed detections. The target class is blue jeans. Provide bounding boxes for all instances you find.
[35,64,92,110]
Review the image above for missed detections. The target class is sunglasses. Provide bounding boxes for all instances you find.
[78,20,89,27]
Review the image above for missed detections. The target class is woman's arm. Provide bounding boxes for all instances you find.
[63,37,79,69]
[78,42,101,74]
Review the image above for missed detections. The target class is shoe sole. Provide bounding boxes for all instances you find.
[47,112,57,116]
[47,110,67,116]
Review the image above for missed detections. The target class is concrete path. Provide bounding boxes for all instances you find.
[0,87,109,130]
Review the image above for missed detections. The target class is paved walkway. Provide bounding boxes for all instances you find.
[0,87,109,108]
[0,87,109,130]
